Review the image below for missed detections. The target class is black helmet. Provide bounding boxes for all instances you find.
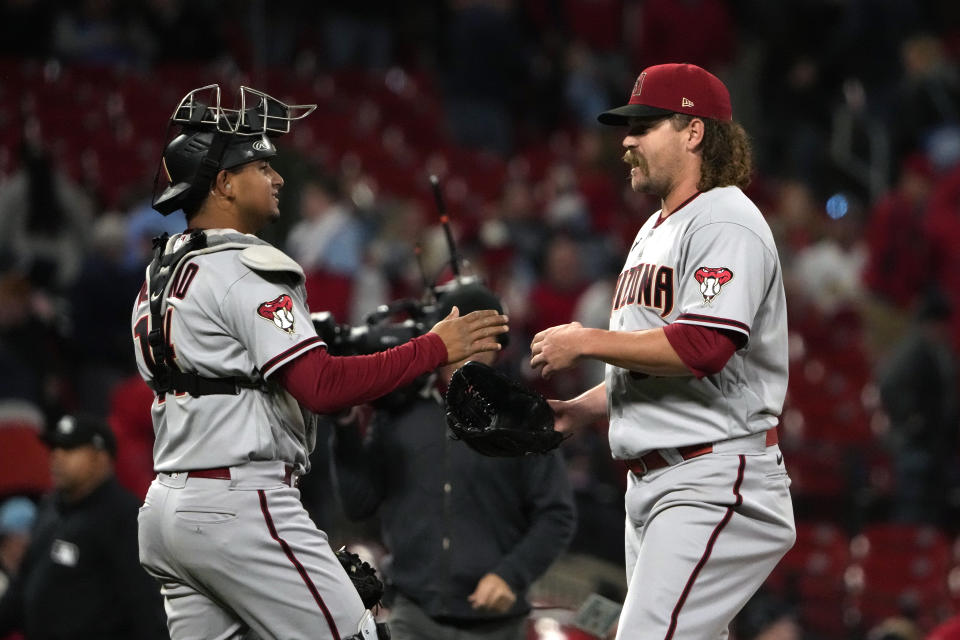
[434,277,509,346]
[152,85,316,216]
[434,278,504,317]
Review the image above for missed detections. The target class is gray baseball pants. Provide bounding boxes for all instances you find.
[617,434,795,639]
[138,461,366,640]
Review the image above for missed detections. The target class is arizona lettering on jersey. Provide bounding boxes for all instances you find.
[605,187,789,458]
[611,262,674,317]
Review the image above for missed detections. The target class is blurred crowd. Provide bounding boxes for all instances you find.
[2,0,960,638]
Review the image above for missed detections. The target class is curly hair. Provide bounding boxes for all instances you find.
[670,114,752,190]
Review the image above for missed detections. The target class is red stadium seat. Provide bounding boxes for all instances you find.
[0,412,51,499]
[851,523,951,564]
[767,521,849,590]
[783,448,848,518]
[765,522,850,636]
[845,526,954,632]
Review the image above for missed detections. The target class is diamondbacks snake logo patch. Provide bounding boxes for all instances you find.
[694,267,733,305]
[258,294,296,334]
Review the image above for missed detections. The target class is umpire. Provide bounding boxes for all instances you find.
[0,414,167,640]
[331,284,576,640]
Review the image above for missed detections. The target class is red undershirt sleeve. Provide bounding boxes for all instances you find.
[275,333,448,414]
[662,323,744,379]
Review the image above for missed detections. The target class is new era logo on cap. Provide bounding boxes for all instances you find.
[598,63,732,125]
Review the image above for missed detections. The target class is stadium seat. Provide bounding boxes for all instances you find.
[851,523,951,564]
[0,410,50,499]
[845,528,954,633]
[765,522,850,635]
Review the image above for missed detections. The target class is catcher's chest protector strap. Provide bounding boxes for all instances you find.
[147,231,260,397]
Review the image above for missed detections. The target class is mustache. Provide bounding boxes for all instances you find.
[622,151,645,170]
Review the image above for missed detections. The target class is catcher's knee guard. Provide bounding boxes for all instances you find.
[343,610,390,640]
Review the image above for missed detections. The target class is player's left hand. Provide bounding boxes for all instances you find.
[530,322,584,378]
[468,573,517,613]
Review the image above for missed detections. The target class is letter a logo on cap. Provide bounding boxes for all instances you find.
[632,72,647,97]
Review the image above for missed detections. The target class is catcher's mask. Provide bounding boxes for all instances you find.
[152,85,316,216]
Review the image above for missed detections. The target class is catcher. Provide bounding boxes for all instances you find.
[330,283,576,640]
[133,85,507,640]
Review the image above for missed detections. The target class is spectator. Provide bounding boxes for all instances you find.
[564,42,611,127]
[330,284,576,640]
[69,213,142,413]
[753,3,843,186]
[287,174,365,322]
[878,290,959,525]
[0,273,66,411]
[541,162,590,233]
[50,0,153,67]
[0,415,167,639]
[891,34,960,163]
[527,234,587,338]
[0,139,93,293]
[320,1,396,70]
[924,161,960,348]
[122,196,187,274]
[495,179,542,281]
[286,174,364,276]
[106,375,155,501]
[441,0,525,155]
[863,152,937,310]
[790,199,868,318]
[629,0,735,73]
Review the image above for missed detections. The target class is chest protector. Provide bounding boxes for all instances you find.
[146,230,267,397]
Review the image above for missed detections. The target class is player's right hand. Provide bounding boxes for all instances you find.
[430,307,509,364]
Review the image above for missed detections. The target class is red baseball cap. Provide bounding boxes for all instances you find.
[598,63,732,125]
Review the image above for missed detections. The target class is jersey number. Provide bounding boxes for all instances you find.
[134,263,198,398]
[172,263,199,299]
[133,309,177,377]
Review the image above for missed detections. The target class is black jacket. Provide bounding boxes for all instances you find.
[330,383,576,622]
[0,476,167,640]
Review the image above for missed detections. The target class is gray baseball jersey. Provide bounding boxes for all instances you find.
[132,229,373,640]
[604,186,795,639]
[131,229,324,474]
[605,186,789,459]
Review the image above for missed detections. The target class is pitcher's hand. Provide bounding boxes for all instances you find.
[530,322,583,378]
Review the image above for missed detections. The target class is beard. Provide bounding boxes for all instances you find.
[622,151,651,191]
[622,150,669,198]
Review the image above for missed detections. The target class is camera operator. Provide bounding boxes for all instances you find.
[330,283,576,640]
